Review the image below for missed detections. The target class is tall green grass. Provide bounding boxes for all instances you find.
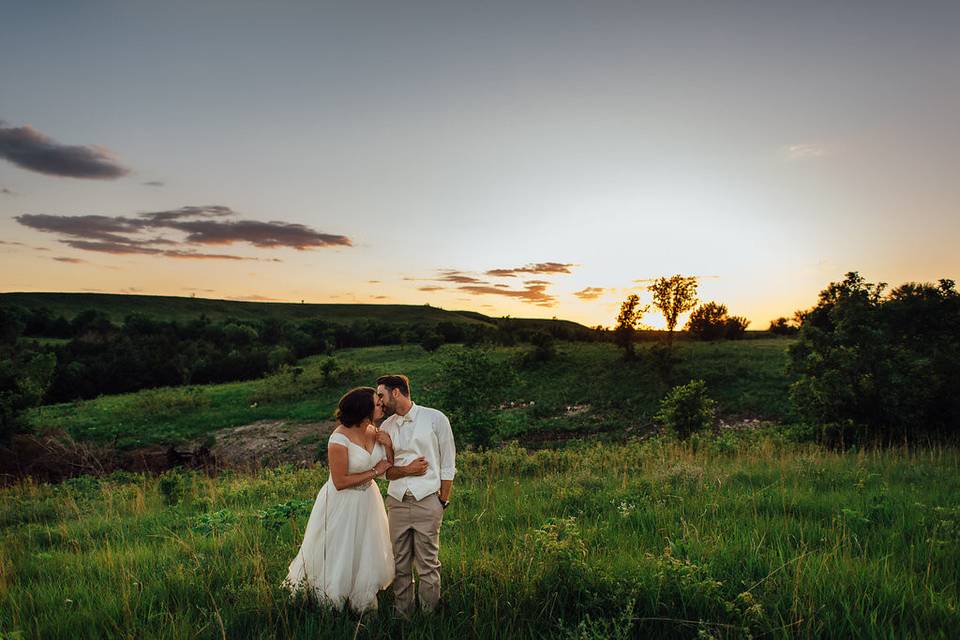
[2,436,957,638]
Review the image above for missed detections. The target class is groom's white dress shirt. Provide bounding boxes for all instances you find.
[380,403,456,501]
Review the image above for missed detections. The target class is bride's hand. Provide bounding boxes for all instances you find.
[373,459,392,476]
[375,430,392,447]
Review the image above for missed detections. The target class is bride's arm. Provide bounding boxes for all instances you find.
[328,444,391,490]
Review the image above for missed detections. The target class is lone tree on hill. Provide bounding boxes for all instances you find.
[614,294,648,360]
[648,275,699,345]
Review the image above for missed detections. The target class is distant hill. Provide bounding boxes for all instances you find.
[0,292,594,333]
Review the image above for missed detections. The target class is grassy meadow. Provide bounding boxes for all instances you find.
[26,339,796,449]
[2,436,958,639]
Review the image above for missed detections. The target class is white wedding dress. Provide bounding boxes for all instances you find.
[283,432,395,612]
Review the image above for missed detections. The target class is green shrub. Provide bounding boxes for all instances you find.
[654,379,716,440]
[435,348,516,449]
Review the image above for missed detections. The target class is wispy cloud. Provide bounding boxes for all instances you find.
[573,287,606,300]
[782,143,827,161]
[0,122,130,179]
[418,286,444,292]
[485,262,575,277]
[1,187,15,196]
[53,256,87,264]
[459,283,556,307]
[0,240,26,247]
[437,270,487,284]
[14,206,351,260]
[142,181,165,187]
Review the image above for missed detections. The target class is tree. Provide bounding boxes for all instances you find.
[788,272,960,443]
[614,294,648,360]
[768,317,799,336]
[685,302,729,341]
[724,315,750,339]
[648,275,699,345]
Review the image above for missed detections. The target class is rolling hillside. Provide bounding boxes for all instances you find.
[0,292,592,332]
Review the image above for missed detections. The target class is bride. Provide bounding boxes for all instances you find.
[284,387,395,612]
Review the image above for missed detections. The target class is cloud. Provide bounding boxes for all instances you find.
[182,287,216,293]
[368,280,381,284]
[14,206,351,259]
[525,279,550,285]
[485,262,575,277]
[418,286,444,292]
[574,287,606,300]
[53,256,87,264]
[372,295,388,300]
[142,181,165,187]
[138,205,234,223]
[1,187,15,196]
[0,240,26,247]
[782,143,827,161]
[436,270,487,284]
[0,122,130,179]
[458,283,556,307]
[163,218,350,249]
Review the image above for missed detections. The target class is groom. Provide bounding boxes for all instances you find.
[375,374,456,616]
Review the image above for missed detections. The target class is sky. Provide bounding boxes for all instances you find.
[2,0,958,328]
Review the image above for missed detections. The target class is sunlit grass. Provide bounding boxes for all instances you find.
[2,436,958,639]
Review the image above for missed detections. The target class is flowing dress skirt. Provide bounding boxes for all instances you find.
[284,478,394,612]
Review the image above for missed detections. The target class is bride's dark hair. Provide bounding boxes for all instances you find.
[335,387,375,428]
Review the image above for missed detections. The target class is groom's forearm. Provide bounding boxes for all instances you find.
[385,465,406,480]
[439,480,452,502]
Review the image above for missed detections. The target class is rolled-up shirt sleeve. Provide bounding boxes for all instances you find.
[435,412,457,481]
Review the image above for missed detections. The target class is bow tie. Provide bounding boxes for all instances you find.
[397,414,410,425]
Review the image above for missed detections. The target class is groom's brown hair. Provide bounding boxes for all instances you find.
[376,374,410,398]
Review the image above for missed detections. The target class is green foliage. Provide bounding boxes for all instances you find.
[655,379,717,440]
[257,499,313,529]
[789,272,960,442]
[191,508,239,535]
[158,470,190,505]
[435,348,516,448]
[0,350,56,441]
[420,332,444,352]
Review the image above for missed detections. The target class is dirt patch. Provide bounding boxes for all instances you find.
[0,420,336,485]
[201,420,335,470]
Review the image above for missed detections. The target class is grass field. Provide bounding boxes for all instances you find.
[27,340,797,449]
[1,436,958,639]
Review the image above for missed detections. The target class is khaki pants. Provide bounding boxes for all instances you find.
[386,493,443,615]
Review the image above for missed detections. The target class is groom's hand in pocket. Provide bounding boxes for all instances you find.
[406,457,429,476]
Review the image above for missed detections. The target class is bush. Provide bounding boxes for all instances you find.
[654,380,716,440]
[789,272,960,442]
[420,333,444,352]
[685,302,750,341]
[435,348,516,449]
[768,317,799,336]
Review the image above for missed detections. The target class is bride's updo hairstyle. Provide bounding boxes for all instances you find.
[335,387,376,428]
